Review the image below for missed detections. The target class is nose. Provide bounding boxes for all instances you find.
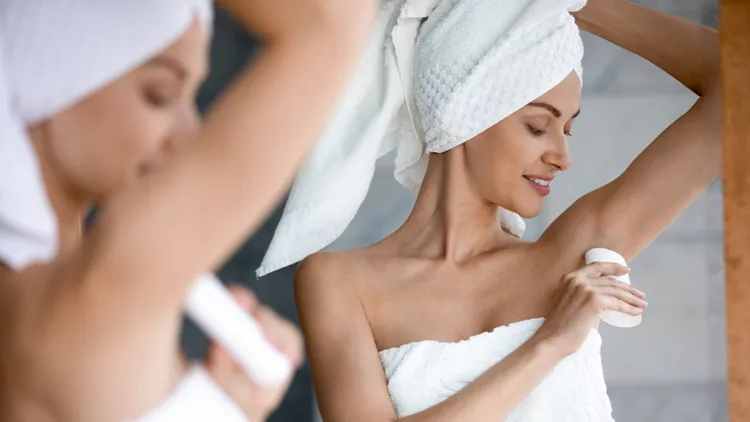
[544,135,571,172]
[163,104,201,155]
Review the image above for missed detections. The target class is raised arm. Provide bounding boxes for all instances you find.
[544,0,721,261]
[85,2,377,307]
[11,4,376,420]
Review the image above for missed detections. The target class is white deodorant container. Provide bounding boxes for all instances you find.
[585,248,642,328]
[185,273,293,386]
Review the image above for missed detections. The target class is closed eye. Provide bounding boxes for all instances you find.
[527,125,546,137]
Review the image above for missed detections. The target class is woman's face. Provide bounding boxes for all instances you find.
[34,20,209,201]
[463,72,581,218]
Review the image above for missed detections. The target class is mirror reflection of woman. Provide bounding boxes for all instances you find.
[258,0,721,420]
[0,1,377,421]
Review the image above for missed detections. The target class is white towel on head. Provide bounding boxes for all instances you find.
[257,0,585,277]
[0,0,213,271]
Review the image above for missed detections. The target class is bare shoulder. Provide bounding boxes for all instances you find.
[293,250,399,421]
[296,250,352,280]
[293,248,393,339]
[295,249,382,295]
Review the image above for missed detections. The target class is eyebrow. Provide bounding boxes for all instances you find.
[528,102,581,119]
[145,56,188,81]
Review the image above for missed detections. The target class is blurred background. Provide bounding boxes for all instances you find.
[184,1,726,420]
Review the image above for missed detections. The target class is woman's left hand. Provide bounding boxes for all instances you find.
[204,286,304,422]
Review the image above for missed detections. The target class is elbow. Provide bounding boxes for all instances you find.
[317,0,379,31]
[698,70,721,100]
[296,1,379,56]
[696,90,722,132]
[219,0,378,45]
[698,28,721,97]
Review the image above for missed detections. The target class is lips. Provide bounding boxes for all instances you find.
[523,175,552,196]
[524,176,550,187]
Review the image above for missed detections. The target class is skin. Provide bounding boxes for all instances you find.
[0,1,378,421]
[295,0,722,421]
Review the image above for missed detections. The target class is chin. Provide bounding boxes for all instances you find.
[507,200,543,219]
[515,209,542,219]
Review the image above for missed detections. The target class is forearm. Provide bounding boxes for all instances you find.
[401,338,561,422]
[574,0,719,96]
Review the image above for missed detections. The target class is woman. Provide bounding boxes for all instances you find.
[0,0,377,421]
[258,0,721,420]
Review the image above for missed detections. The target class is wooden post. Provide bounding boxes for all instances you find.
[722,1,750,420]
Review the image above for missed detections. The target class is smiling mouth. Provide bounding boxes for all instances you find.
[523,176,550,187]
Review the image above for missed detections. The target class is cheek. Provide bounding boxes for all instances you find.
[466,131,528,183]
[462,140,512,202]
[47,93,170,198]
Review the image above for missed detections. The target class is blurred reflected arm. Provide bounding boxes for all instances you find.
[11,5,377,421]
[87,4,377,311]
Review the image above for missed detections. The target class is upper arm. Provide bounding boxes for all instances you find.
[545,92,721,261]
[295,254,397,422]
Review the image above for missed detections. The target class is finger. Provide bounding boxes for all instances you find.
[207,285,259,372]
[206,342,236,373]
[583,262,630,278]
[255,307,304,368]
[256,307,304,368]
[178,352,191,374]
[563,262,624,283]
[227,284,259,313]
[599,294,644,316]
[595,285,648,309]
[590,276,646,298]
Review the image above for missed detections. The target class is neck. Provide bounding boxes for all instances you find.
[29,126,88,258]
[392,147,520,263]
